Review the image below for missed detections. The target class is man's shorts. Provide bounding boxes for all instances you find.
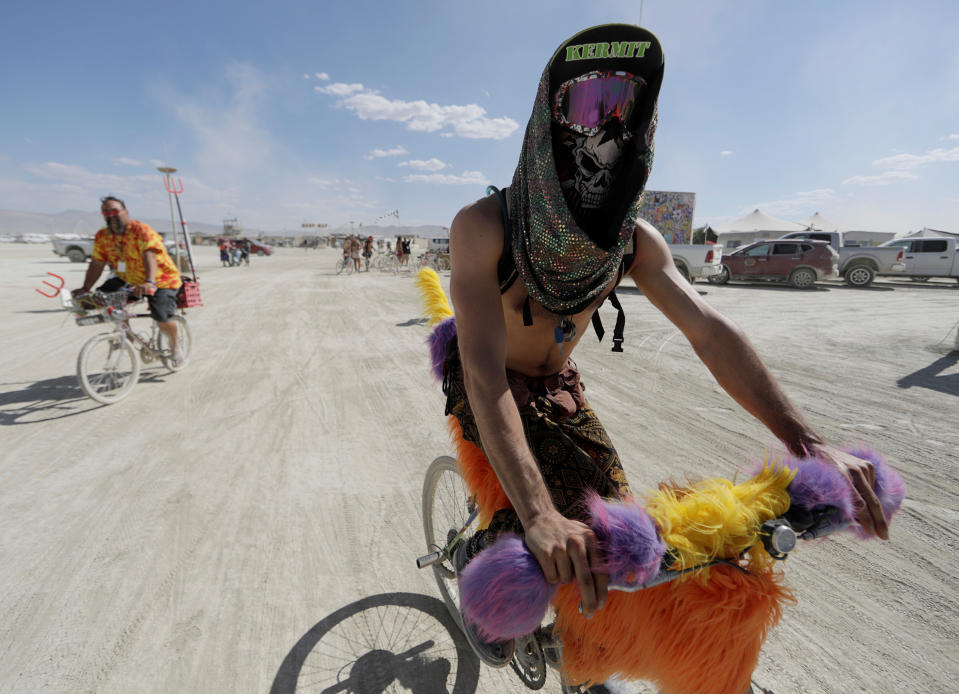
[147,289,179,322]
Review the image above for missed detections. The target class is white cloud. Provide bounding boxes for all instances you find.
[750,189,837,215]
[403,170,489,185]
[316,79,519,140]
[946,134,959,140]
[315,72,329,81]
[364,146,408,160]
[315,82,364,97]
[842,171,920,186]
[872,145,959,170]
[303,74,310,80]
[115,157,142,166]
[150,159,165,167]
[720,150,733,157]
[398,158,446,171]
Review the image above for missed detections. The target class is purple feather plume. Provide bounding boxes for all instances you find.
[459,533,556,641]
[587,492,665,587]
[427,317,457,381]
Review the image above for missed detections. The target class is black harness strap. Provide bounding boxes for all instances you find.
[487,184,633,351]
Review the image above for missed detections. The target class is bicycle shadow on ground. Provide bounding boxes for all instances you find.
[0,371,172,425]
[270,592,481,694]
[0,375,97,425]
[396,317,429,327]
[896,350,959,397]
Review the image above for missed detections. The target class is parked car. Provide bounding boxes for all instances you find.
[708,240,837,289]
[777,231,906,287]
[669,244,723,283]
[878,237,959,282]
[244,239,273,256]
[51,236,94,263]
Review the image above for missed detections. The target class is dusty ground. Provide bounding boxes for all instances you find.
[1,242,957,694]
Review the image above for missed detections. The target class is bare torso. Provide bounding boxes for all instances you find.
[487,194,634,376]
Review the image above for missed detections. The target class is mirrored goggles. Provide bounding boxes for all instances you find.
[553,71,645,136]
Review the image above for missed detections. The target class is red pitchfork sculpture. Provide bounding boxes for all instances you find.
[36,272,65,298]
[163,175,184,196]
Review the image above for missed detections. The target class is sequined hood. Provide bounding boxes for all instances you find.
[507,24,663,315]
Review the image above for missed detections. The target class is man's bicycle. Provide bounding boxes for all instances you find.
[65,289,192,404]
[417,450,904,694]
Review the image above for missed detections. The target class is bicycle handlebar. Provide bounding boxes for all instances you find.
[455,448,905,643]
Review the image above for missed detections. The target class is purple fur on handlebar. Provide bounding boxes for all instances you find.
[782,455,857,523]
[428,317,457,381]
[777,447,906,535]
[586,491,665,587]
[459,533,557,641]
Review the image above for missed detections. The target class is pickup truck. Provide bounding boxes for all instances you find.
[878,236,959,282]
[51,234,192,271]
[669,244,723,283]
[777,231,905,287]
[51,236,94,263]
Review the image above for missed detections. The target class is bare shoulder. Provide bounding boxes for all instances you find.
[450,194,504,269]
[633,218,670,256]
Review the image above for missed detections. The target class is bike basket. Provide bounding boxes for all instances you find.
[176,279,203,308]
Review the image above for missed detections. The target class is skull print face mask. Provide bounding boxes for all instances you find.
[506,24,664,316]
[554,120,632,247]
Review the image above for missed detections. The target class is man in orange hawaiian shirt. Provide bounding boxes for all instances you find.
[73,196,184,365]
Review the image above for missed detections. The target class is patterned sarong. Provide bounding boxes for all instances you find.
[443,336,631,536]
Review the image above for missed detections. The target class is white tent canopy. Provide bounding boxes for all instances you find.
[713,209,808,235]
[904,227,959,239]
[797,212,844,232]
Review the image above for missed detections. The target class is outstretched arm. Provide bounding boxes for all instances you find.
[450,200,607,615]
[629,223,889,539]
[75,259,106,295]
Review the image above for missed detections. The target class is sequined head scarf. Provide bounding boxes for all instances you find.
[508,24,664,315]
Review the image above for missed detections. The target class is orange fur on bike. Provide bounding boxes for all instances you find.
[448,418,510,526]
[553,563,794,693]
[446,430,801,691]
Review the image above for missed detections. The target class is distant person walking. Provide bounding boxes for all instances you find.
[362,236,374,271]
[350,236,362,272]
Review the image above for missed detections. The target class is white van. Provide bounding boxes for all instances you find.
[427,237,450,253]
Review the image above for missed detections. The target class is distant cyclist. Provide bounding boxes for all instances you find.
[72,196,184,366]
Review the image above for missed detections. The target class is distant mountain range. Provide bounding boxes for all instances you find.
[0,209,449,239]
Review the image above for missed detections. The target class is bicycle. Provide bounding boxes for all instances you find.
[335,254,354,275]
[65,289,192,405]
[416,251,450,273]
[417,449,904,693]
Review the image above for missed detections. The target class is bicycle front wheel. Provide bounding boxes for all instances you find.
[77,332,140,404]
[380,255,399,273]
[158,315,191,372]
[422,455,477,631]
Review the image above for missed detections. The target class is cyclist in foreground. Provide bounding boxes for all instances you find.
[442,23,890,689]
[72,196,184,366]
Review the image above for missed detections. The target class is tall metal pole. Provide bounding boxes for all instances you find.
[158,165,181,271]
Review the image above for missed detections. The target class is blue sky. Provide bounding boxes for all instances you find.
[1,0,956,233]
